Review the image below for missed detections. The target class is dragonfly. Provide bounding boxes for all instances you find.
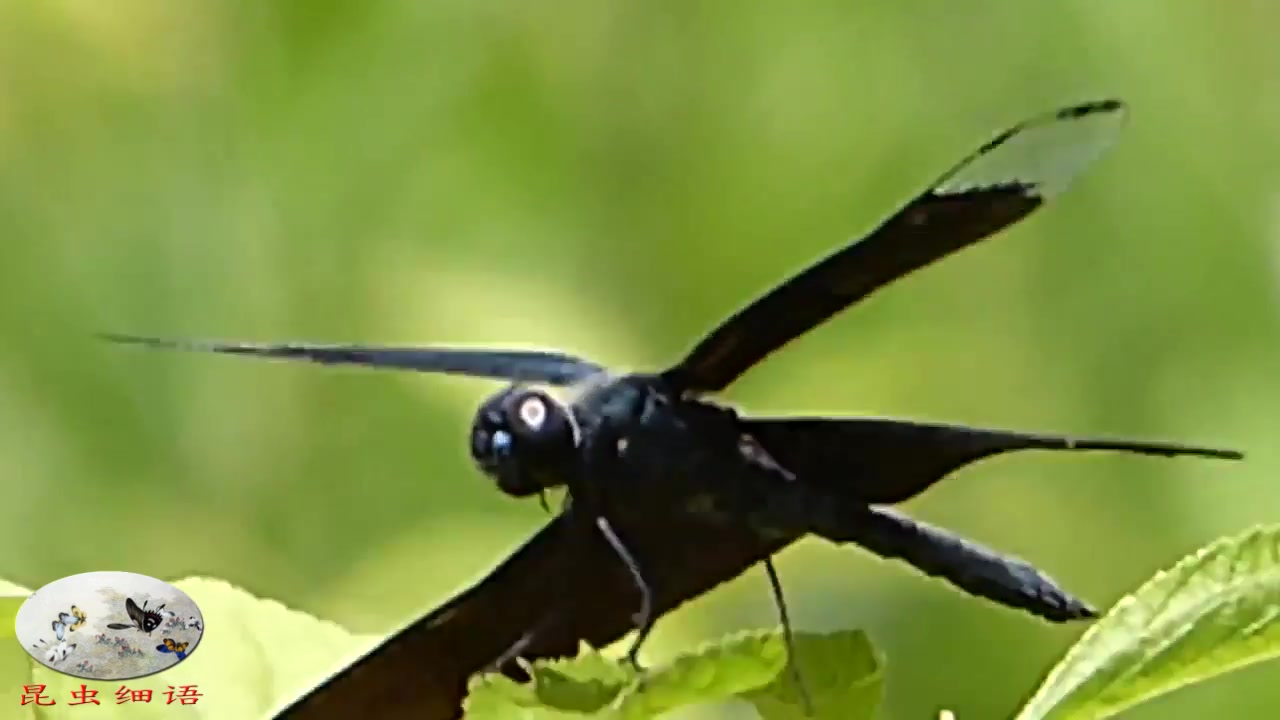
[105,99,1243,720]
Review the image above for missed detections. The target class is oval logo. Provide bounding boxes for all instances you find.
[15,571,204,680]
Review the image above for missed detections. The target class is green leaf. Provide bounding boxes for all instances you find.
[611,629,790,719]
[1014,524,1280,720]
[740,630,883,720]
[464,643,637,718]
[465,628,882,720]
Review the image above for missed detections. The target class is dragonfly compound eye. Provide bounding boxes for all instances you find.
[467,387,575,498]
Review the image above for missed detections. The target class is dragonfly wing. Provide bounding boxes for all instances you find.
[664,100,1127,393]
[752,478,1095,621]
[743,416,1243,505]
[101,333,607,386]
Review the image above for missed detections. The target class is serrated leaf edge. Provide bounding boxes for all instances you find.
[1014,523,1280,720]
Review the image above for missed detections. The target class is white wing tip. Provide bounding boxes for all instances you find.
[935,98,1128,200]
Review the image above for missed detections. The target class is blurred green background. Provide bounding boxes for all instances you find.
[1,1,1277,718]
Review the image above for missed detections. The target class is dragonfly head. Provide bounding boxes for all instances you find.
[470,386,580,498]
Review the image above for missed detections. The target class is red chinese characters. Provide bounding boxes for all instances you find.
[16,683,204,706]
[164,684,203,705]
[116,685,154,704]
[69,685,100,706]
[19,685,55,706]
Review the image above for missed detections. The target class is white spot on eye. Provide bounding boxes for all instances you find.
[518,396,548,431]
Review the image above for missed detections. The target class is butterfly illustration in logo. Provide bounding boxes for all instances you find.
[32,608,84,665]
[31,637,76,664]
[54,605,87,634]
[106,598,164,634]
[155,637,189,660]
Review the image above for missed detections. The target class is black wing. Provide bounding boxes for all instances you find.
[124,597,146,629]
[753,482,1095,622]
[100,333,606,386]
[744,417,1243,505]
[663,100,1127,393]
[272,508,791,719]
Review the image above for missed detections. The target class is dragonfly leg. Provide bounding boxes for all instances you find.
[762,558,813,714]
[594,515,654,671]
[567,408,660,671]
[484,624,542,677]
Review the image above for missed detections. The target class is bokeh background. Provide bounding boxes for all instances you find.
[1,2,1277,718]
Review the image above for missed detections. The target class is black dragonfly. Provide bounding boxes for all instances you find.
[106,99,1242,719]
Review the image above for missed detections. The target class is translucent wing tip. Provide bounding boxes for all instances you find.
[99,332,181,349]
[98,332,234,356]
[1042,429,1243,462]
[936,98,1128,201]
[98,332,342,365]
[1188,446,1245,461]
